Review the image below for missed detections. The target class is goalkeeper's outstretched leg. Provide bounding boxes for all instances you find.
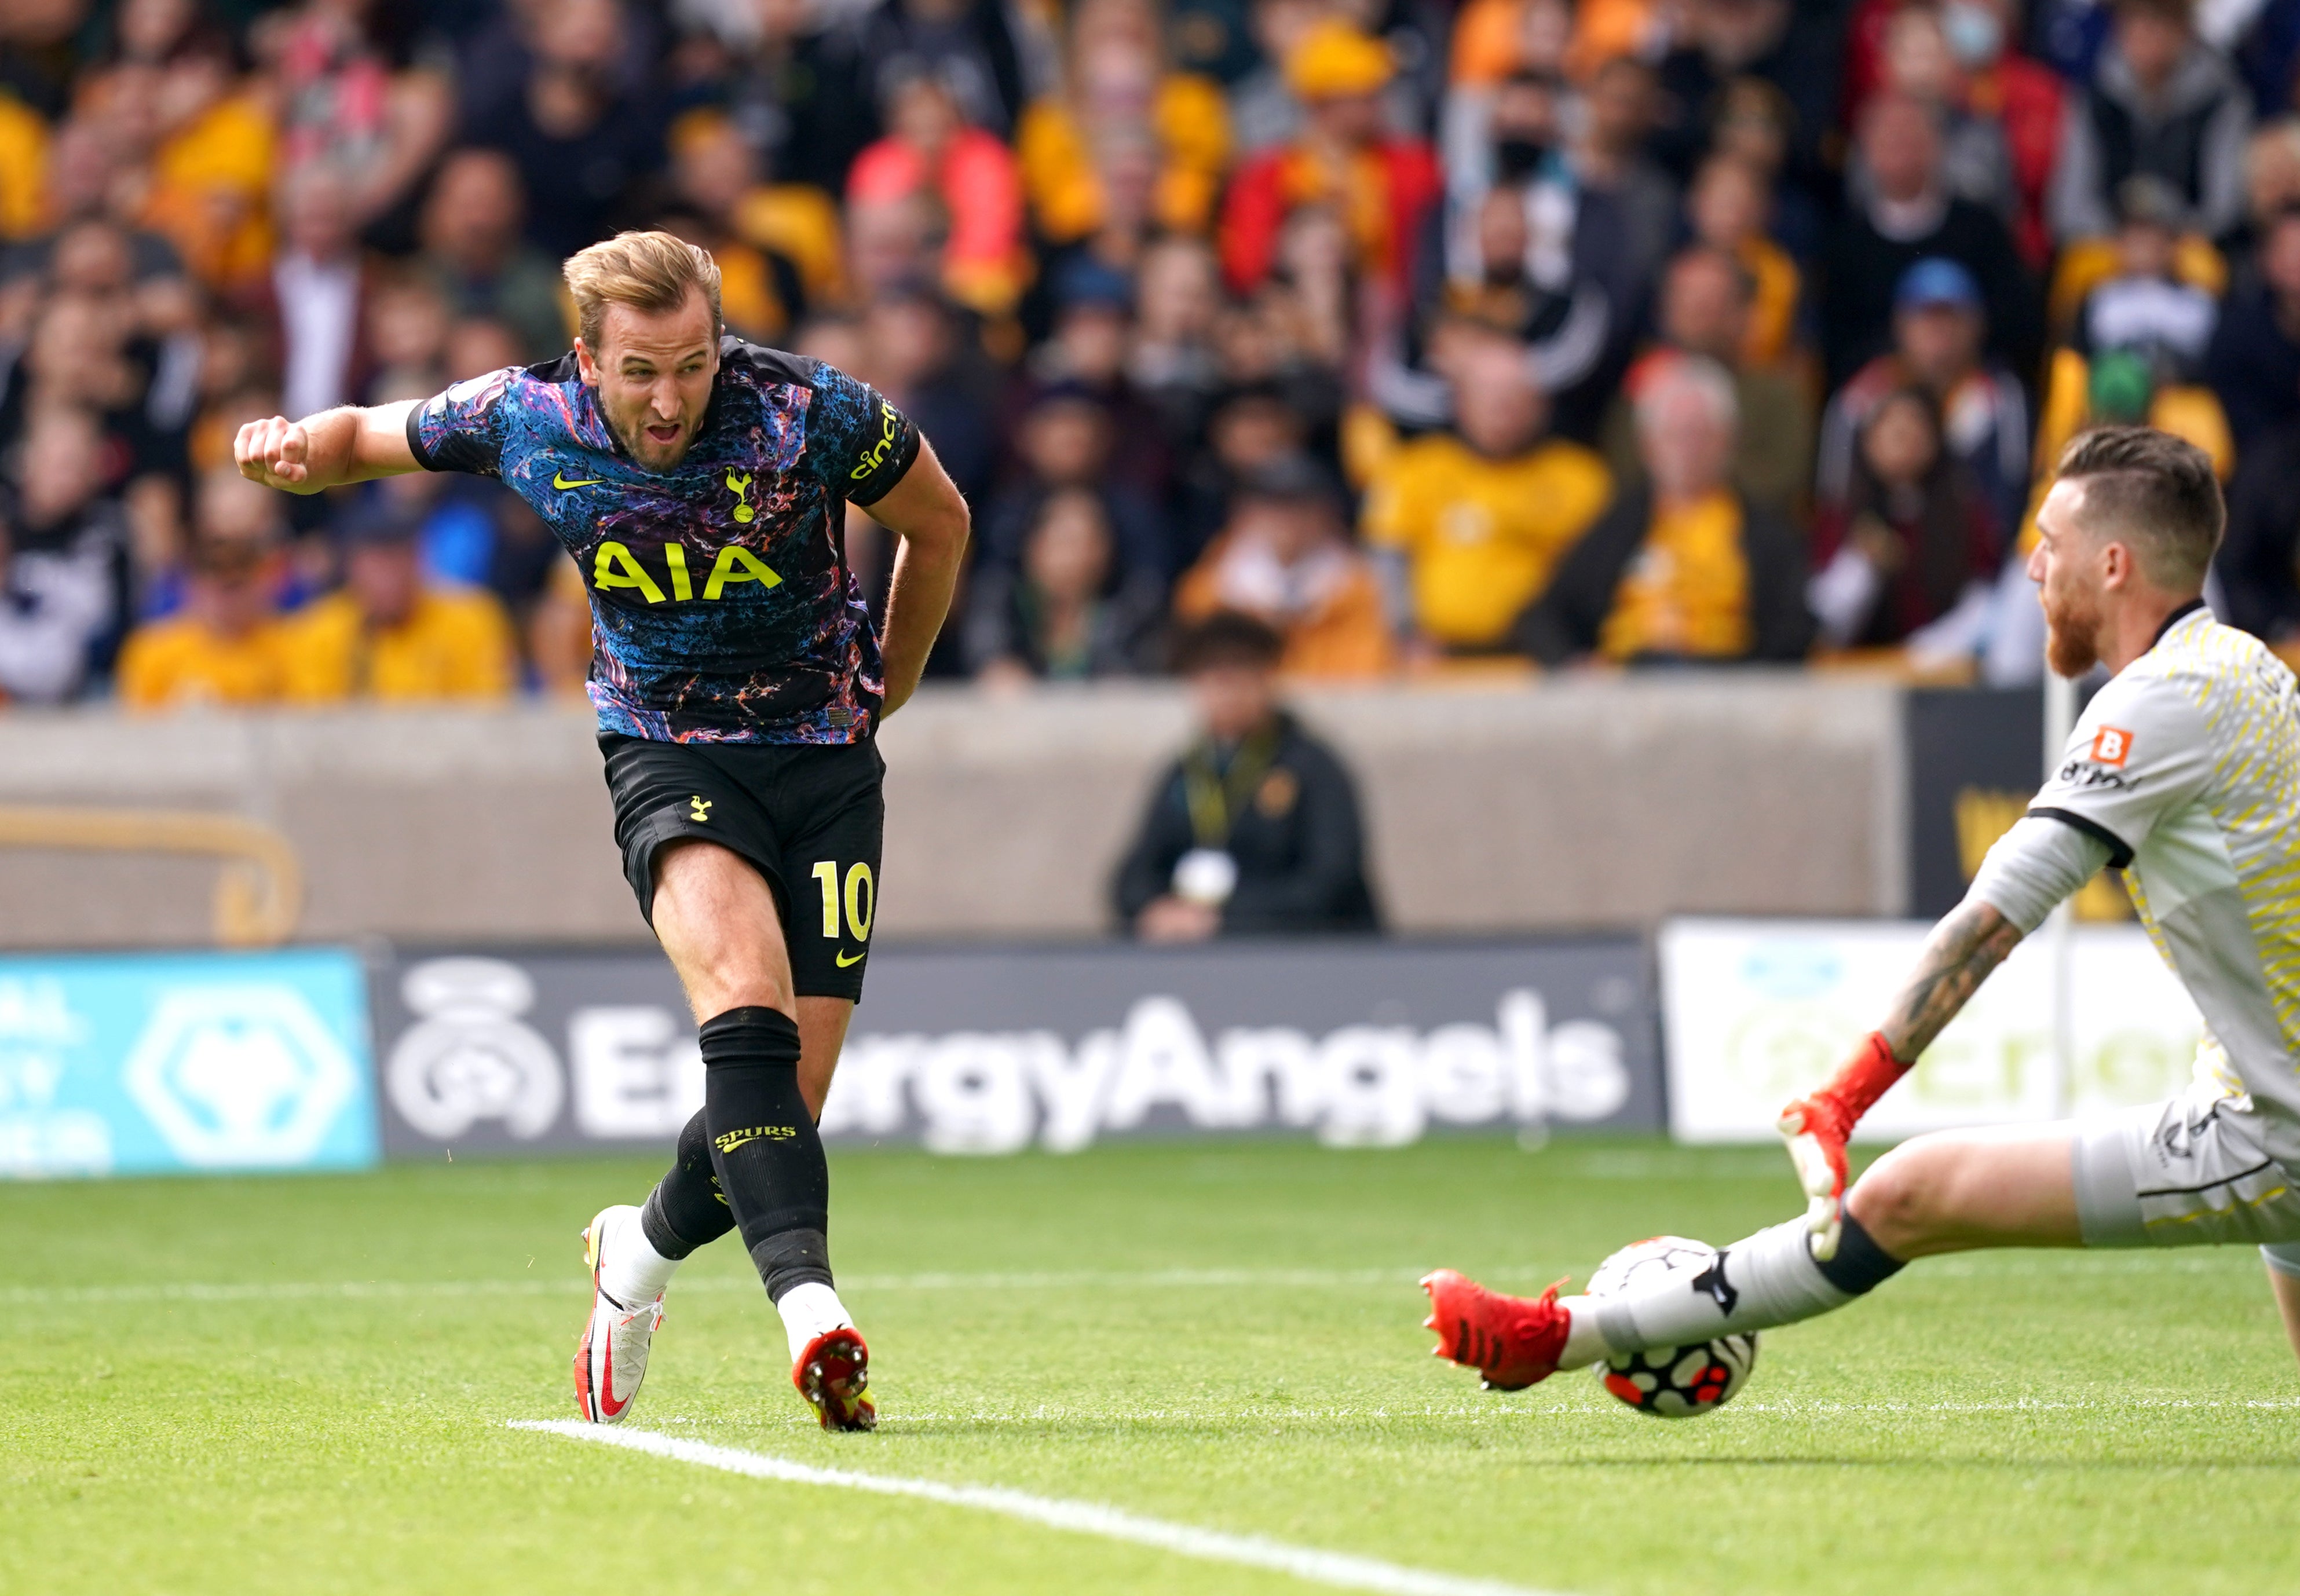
[1427,1089,2300,1390]
[1424,1122,2082,1388]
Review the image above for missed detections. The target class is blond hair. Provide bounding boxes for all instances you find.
[562,230,723,353]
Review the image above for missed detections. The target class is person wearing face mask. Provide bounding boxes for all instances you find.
[1421,171,1614,431]
[1444,67,1577,290]
[1862,5,2020,229]
[1843,0,2064,267]
[1381,69,1611,438]
[1948,0,2068,267]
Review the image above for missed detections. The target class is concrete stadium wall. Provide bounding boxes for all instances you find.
[0,673,1906,949]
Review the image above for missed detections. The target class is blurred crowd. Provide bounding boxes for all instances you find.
[14,0,2300,711]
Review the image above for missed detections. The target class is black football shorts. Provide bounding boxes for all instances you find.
[601,733,885,1001]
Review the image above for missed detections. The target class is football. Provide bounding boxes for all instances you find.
[1583,1236,1758,1419]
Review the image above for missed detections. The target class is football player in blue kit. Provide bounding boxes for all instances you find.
[236,231,971,1431]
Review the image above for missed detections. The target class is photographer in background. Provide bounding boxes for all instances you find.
[1113,610,1379,942]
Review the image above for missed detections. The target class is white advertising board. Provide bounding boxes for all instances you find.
[1661,918,2204,1143]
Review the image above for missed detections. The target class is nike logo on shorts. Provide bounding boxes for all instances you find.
[835,949,865,968]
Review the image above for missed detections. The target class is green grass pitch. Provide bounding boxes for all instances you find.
[5,1136,2295,1595]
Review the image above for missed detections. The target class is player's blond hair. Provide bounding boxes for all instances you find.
[563,231,723,354]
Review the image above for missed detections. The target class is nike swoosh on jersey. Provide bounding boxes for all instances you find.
[553,471,607,489]
[835,949,865,968]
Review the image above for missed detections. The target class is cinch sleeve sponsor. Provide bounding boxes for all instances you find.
[2026,671,2215,869]
[807,360,919,507]
[405,367,520,477]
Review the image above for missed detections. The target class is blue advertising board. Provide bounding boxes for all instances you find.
[0,948,378,1179]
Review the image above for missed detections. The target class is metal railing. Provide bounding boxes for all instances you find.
[0,807,302,947]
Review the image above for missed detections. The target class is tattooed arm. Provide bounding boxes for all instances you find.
[1877,898,2027,1063]
[1781,813,2109,1257]
[1776,899,2026,1257]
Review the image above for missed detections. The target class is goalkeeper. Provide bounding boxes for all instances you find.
[1424,426,2300,1389]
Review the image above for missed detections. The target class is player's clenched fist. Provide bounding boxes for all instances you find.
[235,415,311,489]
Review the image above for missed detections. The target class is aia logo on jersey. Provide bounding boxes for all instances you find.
[2090,726,2135,768]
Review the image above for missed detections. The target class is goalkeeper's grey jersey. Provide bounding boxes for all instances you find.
[2021,603,2300,1169]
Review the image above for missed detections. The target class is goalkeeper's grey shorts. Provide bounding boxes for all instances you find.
[2071,1079,2300,1275]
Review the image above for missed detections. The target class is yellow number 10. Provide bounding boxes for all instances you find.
[811,861,875,940]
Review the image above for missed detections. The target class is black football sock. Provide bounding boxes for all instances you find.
[699,1005,835,1302]
[1812,1212,1908,1296]
[639,1108,734,1260]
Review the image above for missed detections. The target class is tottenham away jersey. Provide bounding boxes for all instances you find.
[407,337,919,744]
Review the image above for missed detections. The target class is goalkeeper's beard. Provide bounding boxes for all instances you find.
[2042,579,2104,679]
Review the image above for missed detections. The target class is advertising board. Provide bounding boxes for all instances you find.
[371,938,1662,1158]
[1661,918,2203,1143]
[0,948,378,1178]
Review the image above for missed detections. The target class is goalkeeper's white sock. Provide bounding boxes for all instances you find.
[776,1280,854,1364]
[601,1206,682,1306]
[1569,1213,1906,1360]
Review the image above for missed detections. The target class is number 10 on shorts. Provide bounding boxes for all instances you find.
[811,861,875,941]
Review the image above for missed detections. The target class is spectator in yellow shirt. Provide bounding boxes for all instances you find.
[117,473,297,711]
[1016,0,1231,246]
[281,502,517,703]
[1515,356,1815,666]
[1360,334,1612,653]
[0,91,45,240]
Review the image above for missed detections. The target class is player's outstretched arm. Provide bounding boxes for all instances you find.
[1878,899,2027,1061]
[235,401,422,495]
[1782,899,2025,1257]
[866,437,970,718]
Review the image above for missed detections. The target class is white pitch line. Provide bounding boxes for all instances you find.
[17,1248,2258,1309]
[510,1419,1570,1596]
[12,1266,1436,1308]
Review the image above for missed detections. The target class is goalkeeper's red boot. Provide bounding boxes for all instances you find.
[792,1326,876,1432]
[1420,1269,1570,1392]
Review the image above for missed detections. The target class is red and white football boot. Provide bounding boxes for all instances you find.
[573,1205,665,1425]
[1420,1268,1571,1392]
[791,1326,876,1432]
